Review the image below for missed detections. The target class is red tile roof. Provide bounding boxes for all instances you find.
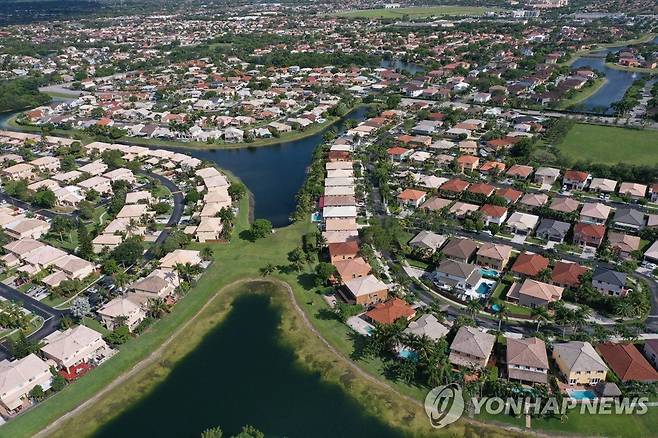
[365,298,416,325]
[564,169,590,182]
[387,147,411,156]
[551,261,588,287]
[597,343,658,382]
[328,241,360,259]
[441,179,470,193]
[479,204,508,218]
[398,189,427,201]
[511,253,549,277]
[468,183,496,197]
[574,222,606,239]
[496,187,523,203]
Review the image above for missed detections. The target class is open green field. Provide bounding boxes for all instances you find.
[336,6,496,18]
[557,124,658,166]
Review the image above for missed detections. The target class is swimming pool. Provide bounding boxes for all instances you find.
[480,268,499,278]
[398,348,418,361]
[475,282,492,296]
[568,389,597,401]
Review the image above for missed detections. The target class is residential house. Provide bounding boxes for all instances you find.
[334,257,371,281]
[433,260,482,291]
[479,204,508,226]
[619,182,647,200]
[364,298,416,325]
[159,249,202,269]
[592,267,627,297]
[4,218,50,240]
[507,337,549,385]
[534,167,561,185]
[644,241,658,264]
[549,197,580,214]
[97,295,146,332]
[441,237,478,262]
[449,326,495,369]
[403,314,448,341]
[511,252,549,278]
[573,222,606,248]
[607,232,641,260]
[536,219,571,242]
[551,261,588,289]
[613,208,645,232]
[41,325,109,373]
[397,189,427,208]
[131,269,180,298]
[643,340,658,371]
[476,243,512,270]
[597,343,658,383]
[328,241,359,263]
[580,202,611,225]
[496,187,523,205]
[506,164,533,180]
[505,212,539,235]
[29,156,60,173]
[553,341,607,385]
[0,354,51,414]
[341,274,388,306]
[563,170,590,190]
[519,193,549,209]
[1,163,35,181]
[507,279,563,308]
[456,155,479,173]
[409,231,446,254]
[77,176,112,195]
[589,178,617,194]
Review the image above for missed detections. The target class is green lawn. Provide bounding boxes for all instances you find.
[557,124,658,166]
[557,78,607,109]
[336,6,495,18]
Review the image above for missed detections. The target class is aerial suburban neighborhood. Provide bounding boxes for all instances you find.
[0,0,657,437]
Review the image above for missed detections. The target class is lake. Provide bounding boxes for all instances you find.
[93,291,402,438]
[178,106,368,227]
[570,35,658,114]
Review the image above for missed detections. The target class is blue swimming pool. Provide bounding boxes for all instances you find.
[475,282,492,296]
[491,303,501,312]
[480,268,499,278]
[569,389,597,400]
[398,348,418,361]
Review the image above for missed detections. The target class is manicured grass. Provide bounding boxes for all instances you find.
[337,6,496,18]
[557,78,607,109]
[557,124,658,166]
[81,316,109,336]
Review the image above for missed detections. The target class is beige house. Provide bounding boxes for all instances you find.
[116,204,151,220]
[98,295,146,332]
[52,254,95,280]
[552,341,608,385]
[125,190,154,205]
[507,337,549,385]
[54,186,85,207]
[1,163,35,181]
[476,243,512,270]
[449,326,495,369]
[77,176,112,195]
[159,249,202,269]
[29,156,60,173]
[341,274,389,306]
[0,354,51,414]
[4,217,50,240]
[195,217,223,242]
[103,168,136,185]
[580,202,611,225]
[92,234,122,253]
[41,325,109,372]
[131,269,180,298]
[78,160,108,176]
[507,279,564,308]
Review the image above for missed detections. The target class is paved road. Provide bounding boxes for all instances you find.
[143,171,184,260]
[0,283,68,360]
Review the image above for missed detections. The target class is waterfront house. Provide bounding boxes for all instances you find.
[328,241,359,263]
[341,274,388,306]
[41,325,109,373]
[506,337,549,385]
[449,326,495,369]
[131,269,180,298]
[364,298,416,325]
[97,295,146,332]
[0,354,51,414]
[552,341,607,385]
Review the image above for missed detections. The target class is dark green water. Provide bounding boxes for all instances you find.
[93,292,403,438]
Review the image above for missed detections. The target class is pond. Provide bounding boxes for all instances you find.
[93,291,402,438]
[380,59,425,75]
[569,36,657,114]
[178,106,369,227]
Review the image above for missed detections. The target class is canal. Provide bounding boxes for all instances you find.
[93,290,402,438]
[570,35,658,114]
[177,106,368,227]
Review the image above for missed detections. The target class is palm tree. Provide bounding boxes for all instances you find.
[175,263,201,283]
[201,246,214,261]
[495,303,508,331]
[113,271,129,290]
[531,306,551,333]
[147,298,169,318]
[466,299,482,319]
[573,306,591,333]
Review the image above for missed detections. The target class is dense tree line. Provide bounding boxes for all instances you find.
[0,78,51,113]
